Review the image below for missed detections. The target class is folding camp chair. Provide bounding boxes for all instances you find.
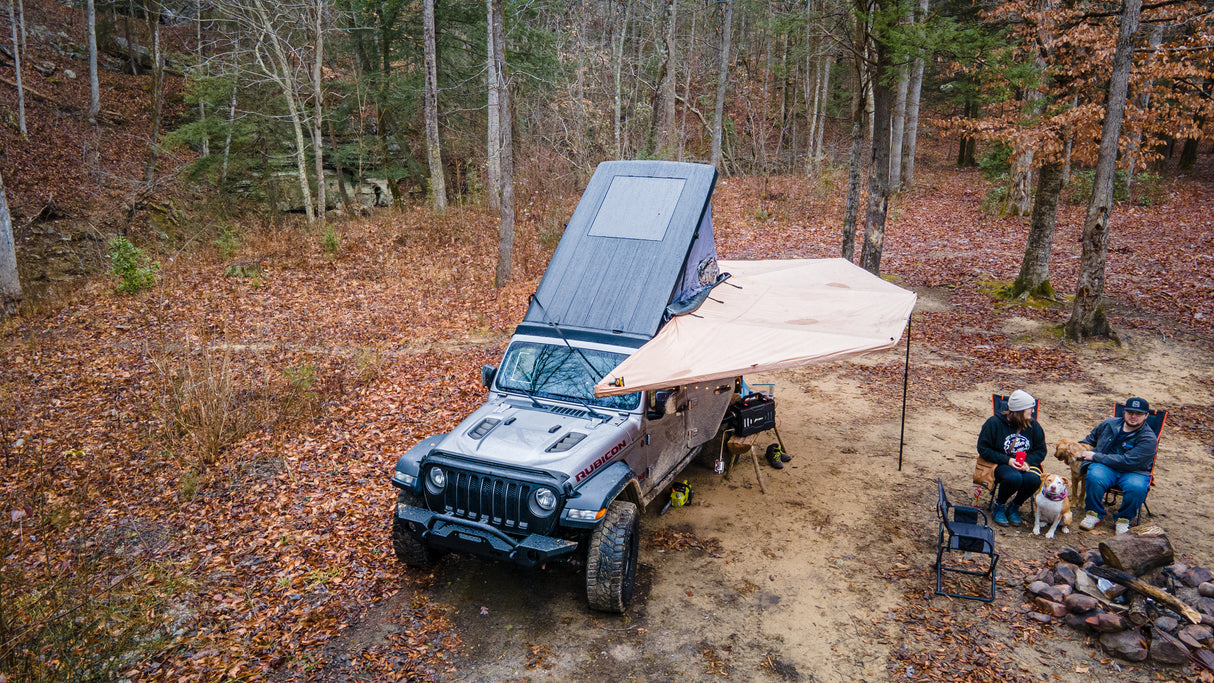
[974,394,1040,509]
[1101,402,1167,524]
[936,478,999,602]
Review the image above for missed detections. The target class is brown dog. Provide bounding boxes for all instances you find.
[1053,439,1087,509]
[1033,473,1073,538]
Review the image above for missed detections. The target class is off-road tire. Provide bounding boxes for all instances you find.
[585,500,639,613]
[392,490,442,568]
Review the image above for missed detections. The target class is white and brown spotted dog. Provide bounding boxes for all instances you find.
[1033,473,1073,538]
[1053,439,1087,509]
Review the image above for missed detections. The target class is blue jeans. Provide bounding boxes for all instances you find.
[1083,462,1151,520]
[995,464,1041,508]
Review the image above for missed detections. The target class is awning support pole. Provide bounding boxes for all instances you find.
[898,315,911,472]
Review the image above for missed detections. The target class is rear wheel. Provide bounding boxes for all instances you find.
[392,490,442,567]
[585,500,639,613]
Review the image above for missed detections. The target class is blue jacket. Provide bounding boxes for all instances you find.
[1080,417,1157,474]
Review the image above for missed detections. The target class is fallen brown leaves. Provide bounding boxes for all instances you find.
[0,206,547,680]
[0,0,194,221]
[887,582,1041,683]
[647,527,723,555]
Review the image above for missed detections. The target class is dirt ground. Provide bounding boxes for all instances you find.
[327,292,1214,682]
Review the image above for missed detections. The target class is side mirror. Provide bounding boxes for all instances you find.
[648,388,675,420]
[480,365,497,389]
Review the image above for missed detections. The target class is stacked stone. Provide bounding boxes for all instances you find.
[1024,548,1214,666]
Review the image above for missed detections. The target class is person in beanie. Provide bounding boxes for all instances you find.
[976,389,1047,527]
[1077,397,1158,535]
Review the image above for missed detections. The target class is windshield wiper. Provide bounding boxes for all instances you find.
[527,294,611,421]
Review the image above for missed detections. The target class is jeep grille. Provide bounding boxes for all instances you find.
[430,467,560,536]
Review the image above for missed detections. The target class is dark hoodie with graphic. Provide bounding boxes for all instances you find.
[977,413,1047,468]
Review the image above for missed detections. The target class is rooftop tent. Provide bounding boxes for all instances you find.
[519,161,719,344]
[593,259,917,397]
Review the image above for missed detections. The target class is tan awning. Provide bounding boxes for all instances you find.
[593,258,917,397]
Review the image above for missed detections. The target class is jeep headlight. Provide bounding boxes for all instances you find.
[533,488,557,515]
[567,508,605,522]
[426,466,447,493]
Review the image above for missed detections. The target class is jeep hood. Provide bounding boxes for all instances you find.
[435,400,632,472]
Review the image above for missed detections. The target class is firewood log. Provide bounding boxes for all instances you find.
[1127,593,1149,626]
[1099,529,1174,577]
[1087,565,1202,625]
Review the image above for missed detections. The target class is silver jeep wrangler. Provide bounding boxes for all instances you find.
[390,161,738,613]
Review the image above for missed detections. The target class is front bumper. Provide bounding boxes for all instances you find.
[397,504,579,567]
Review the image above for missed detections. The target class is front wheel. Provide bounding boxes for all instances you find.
[585,500,639,613]
[392,490,443,568]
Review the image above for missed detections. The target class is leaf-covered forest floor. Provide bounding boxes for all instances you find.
[3,144,1214,682]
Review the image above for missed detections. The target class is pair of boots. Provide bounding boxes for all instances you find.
[765,444,791,469]
[992,501,1022,527]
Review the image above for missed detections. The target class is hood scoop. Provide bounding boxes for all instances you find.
[467,418,501,440]
[546,432,587,453]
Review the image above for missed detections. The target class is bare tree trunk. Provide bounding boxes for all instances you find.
[889,64,908,188]
[8,0,26,137]
[221,49,237,185]
[1125,25,1162,193]
[142,1,164,185]
[814,53,831,165]
[804,1,820,175]
[1178,136,1199,170]
[710,0,733,172]
[422,0,446,211]
[328,119,351,210]
[312,0,326,220]
[85,0,100,176]
[0,171,19,317]
[1004,150,1034,216]
[195,0,207,157]
[842,16,865,262]
[678,3,696,160]
[1062,96,1077,184]
[1010,161,1063,299]
[125,0,139,75]
[653,0,678,155]
[576,0,588,165]
[486,0,501,211]
[900,0,926,190]
[612,0,632,159]
[1065,0,1141,341]
[491,0,514,287]
[250,0,314,222]
[773,30,791,166]
[859,3,892,276]
[88,0,99,122]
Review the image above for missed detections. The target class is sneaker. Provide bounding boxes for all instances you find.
[1079,512,1101,531]
[1115,518,1131,535]
[992,503,1008,526]
[1007,505,1023,526]
[766,443,791,463]
[765,447,784,469]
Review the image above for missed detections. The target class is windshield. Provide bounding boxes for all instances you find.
[496,341,640,411]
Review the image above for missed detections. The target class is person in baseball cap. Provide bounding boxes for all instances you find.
[976,389,1046,527]
[1077,397,1158,535]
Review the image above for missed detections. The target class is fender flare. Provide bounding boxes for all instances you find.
[562,461,639,528]
[391,434,446,492]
